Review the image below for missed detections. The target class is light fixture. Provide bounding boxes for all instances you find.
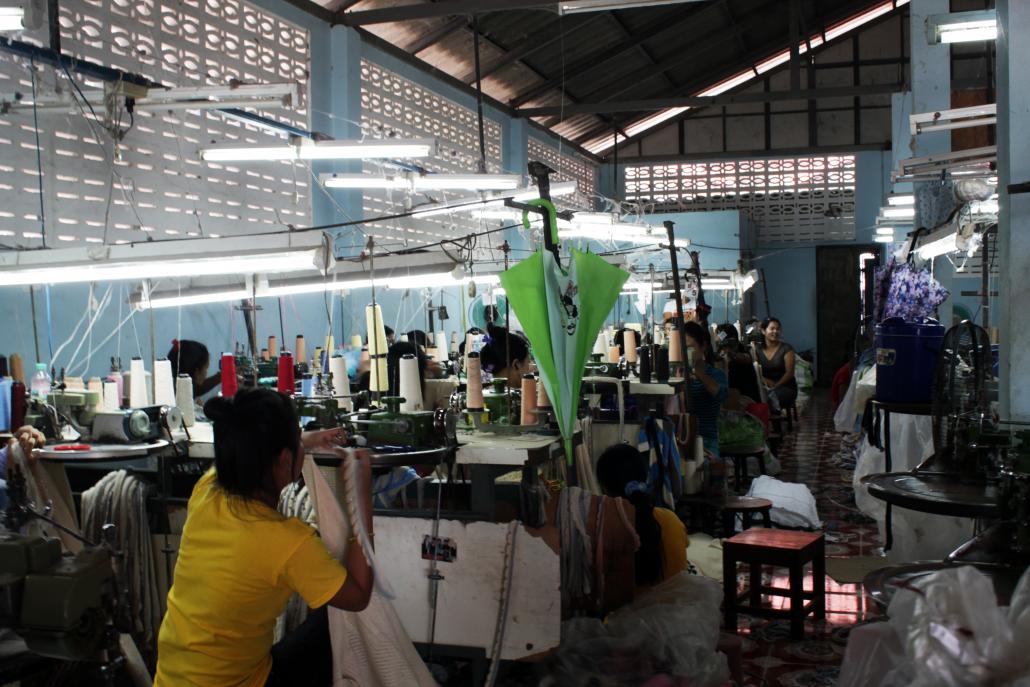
[409,182,578,219]
[887,194,914,206]
[916,231,958,259]
[876,227,896,236]
[261,268,498,297]
[0,4,24,31]
[558,211,668,245]
[137,287,252,310]
[882,207,916,219]
[321,172,521,192]
[874,235,895,244]
[928,9,997,44]
[200,138,436,162]
[558,0,702,15]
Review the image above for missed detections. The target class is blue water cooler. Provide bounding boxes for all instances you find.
[875,317,945,404]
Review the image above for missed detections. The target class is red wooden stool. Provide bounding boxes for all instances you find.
[722,528,825,639]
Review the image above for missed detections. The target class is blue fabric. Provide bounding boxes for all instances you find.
[688,364,728,442]
[0,378,10,432]
[0,445,7,479]
[624,480,648,496]
[639,418,682,510]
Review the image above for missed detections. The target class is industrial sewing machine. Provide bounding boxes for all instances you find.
[1,469,131,681]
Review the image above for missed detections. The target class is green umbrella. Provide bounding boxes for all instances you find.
[500,202,629,464]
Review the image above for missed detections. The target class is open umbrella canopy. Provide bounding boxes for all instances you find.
[501,245,629,464]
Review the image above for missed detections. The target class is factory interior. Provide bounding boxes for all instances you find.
[0,0,1024,685]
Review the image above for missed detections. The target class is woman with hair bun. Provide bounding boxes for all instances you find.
[477,324,533,389]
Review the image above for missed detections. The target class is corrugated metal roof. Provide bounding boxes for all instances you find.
[322,0,907,158]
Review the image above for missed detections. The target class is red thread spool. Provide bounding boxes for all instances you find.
[221,354,238,397]
[277,352,295,396]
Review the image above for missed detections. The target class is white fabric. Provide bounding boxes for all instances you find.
[852,413,972,563]
[302,460,437,687]
[746,475,821,529]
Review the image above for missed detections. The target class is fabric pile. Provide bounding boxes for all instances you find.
[80,470,162,658]
[874,260,950,322]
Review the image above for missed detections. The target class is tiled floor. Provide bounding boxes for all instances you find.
[729,392,882,687]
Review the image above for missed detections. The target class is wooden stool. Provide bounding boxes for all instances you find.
[721,446,766,492]
[721,496,772,536]
[722,528,825,639]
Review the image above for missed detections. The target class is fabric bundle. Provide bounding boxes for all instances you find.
[874,260,950,323]
[639,417,683,510]
[80,470,162,658]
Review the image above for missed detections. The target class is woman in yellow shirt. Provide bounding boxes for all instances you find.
[596,443,689,591]
[155,388,373,687]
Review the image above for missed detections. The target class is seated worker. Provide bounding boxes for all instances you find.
[0,425,46,509]
[155,388,372,687]
[168,339,222,398]
[715,323,761,402]
[478,324,533,390]
[684,321,729,457]
[596,443,688,591]
[756,317,797,413]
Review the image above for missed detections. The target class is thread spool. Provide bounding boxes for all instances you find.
[366,304,389,392]
[9,354,23,383]
[313,347,323,369]
[128,358,149,407]
[537,376,552,408]
[86,377,103,412]
[668,328,683,363]
[102,381,120,412]
[301,374,314,397]
[220,354,238,397]
[466,352,484,410]
[10,382,25,428]
[592,331,607,356]
[295,336,306,366]
[437,330,449,360]
[638,345,652,383]
[268,335,278,358]
[624,330,638,363]
[154,359,175,406]
[520,374,538,426]
[398,354,423,412]
[176,374,195,427]
[608,345,621,363]
[329,356,351,411]
[261,348,269,362]
[655,345,670,383]
[277,352,295,395]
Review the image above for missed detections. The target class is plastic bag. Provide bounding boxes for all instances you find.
[795,356,815,395]
[718,410,765,453]
[746,475,821,529]
[838,565,1030,687]
[541,573,730,687]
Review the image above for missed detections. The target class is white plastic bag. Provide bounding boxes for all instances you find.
[746,475,821,529]
[839,565,1030,687]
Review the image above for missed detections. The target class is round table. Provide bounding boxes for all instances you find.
[861,471,1000,518]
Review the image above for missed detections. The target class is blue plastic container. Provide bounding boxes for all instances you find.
[875,317,945,404]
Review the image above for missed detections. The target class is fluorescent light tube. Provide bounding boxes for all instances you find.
[409,182,578,219]
[140,288,251,310]
[0,5,25,30]
[874,236,895,244]
[321,172,521,192]
[558,0,702,14]
[887,194,914,206]
[883,207,916,219]
[929,10,997,44]
[201,138,436,162]
[876,227,896,236]
[917,233,958,259]
[0,251,319,287]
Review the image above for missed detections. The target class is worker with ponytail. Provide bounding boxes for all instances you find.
[596,443,689,590]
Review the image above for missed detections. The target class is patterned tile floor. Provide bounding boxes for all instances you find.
[729,392,882,687]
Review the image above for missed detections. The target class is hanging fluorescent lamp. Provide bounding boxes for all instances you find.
[321,172,521,192]
[928,9,997,44]
[874,235,895,244]
[409,182,578,219]
[558,0,703,15]
[887,194,914,206]
[916,230,958,259]
[136,286,252,310]
[0,0,40,31]
[0,4,24,31]
[882,207,916,219]
[558,212,667,245]
[200,138,436,162]
[876,227,896,236]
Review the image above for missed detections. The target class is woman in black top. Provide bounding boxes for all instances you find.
[756,317,797,412]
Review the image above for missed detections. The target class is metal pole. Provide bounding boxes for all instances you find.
[29,286,41,363]
[981,229,991,331]
[472,15,487,174]
[664,221,691,400]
